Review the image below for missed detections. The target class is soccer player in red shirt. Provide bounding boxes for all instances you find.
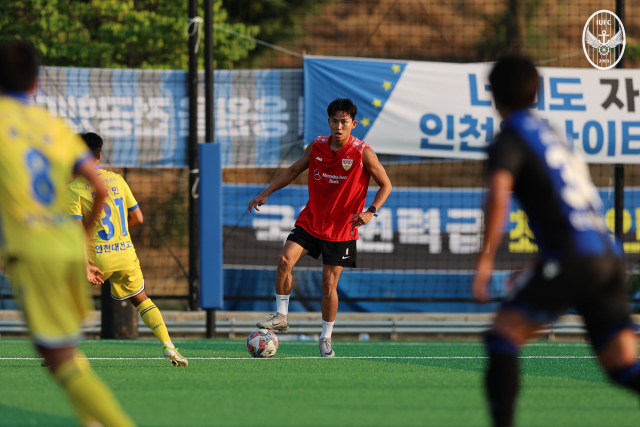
[248,98,392,357]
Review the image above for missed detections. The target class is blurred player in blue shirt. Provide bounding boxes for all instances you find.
[473,55,640,426]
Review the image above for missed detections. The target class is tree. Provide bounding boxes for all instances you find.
[223,0,334,68]
[0,0,259,69]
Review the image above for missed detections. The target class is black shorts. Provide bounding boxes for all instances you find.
[286,225,357,268]
[502,255,634,350]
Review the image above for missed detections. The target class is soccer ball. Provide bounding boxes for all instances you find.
[247,328,279,358]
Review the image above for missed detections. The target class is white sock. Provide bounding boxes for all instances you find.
[162,340,175,349]
[320,320,334,339]
[276,294,290,316]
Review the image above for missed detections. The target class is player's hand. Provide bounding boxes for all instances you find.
[248,193,268,213]
[87,265,104,285]
[349,211,374,229]
[472,255,494,302]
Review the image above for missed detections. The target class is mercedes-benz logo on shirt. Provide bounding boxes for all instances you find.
[313,169,322,180]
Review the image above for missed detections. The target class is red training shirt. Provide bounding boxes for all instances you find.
[295,135,372,241]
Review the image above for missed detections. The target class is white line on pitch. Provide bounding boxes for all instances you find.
[0,340,592,347]
[0,356,598,360]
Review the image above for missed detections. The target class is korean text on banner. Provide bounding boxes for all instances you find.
[303,55,640,164]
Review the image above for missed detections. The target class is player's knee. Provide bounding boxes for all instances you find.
[492,311,538,345]
[277,253,295,271]
[484,330,520,356]
[595,327,639,371]
[321,280,337,297]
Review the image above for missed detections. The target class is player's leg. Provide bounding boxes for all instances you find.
[319,263,343,356]
[484,260,568,427]
[317,239,355,357]
[129,289,187,367]
[484,309,540,427]
[39,345,136,427]
[320,264,344,324]
[10,258,135,427]
[274,240,309,311]
[40,271,113,369]
[258,232,312,332]
[581,257,640,393]
[598,329,640,391]
[110,264,188,367]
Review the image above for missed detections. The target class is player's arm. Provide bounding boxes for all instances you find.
[472,169,514,302]
[73,217,105,285]
[75,160,107,234]
[349,147,392,228]
[128,207,143,228]
[120,179,142,228]
[248,142,313,213]
[74,161,108,285]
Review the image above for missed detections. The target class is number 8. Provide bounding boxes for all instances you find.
[26,149,55,205]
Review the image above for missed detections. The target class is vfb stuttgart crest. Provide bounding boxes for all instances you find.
[583,10,625,70]
[342,157,353,171]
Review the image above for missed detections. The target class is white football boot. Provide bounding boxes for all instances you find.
[257,313,289,333]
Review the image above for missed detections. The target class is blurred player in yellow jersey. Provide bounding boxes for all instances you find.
[0,40,135,427]
[66,132,188,367]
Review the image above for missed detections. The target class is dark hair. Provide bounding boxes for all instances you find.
[489,55,539,111]
[77,132,103,158]
[0,40,39,92]
[327,98,357,120]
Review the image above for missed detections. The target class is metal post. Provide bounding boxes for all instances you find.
[614,0,624,243]
[206,308,216,338]
[507,0,520,54]
[615,165,624,241]
[204,0,216,333]
[616,0,625,70]
[101,281,138,339]
[188,0,199,311]
[205,0,214,145]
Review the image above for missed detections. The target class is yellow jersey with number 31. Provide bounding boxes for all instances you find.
[0,96,92,262]
[66,169,139,273]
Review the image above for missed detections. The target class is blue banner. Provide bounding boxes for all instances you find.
[36,67,304,167]
[225,184,640,254]
[218,184,640,312]
[304,55,640,163]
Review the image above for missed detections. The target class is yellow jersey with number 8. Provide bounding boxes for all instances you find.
[66,169,139,273]
[0,96,91,262]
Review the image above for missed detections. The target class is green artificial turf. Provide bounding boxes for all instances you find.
[0,339,638,426]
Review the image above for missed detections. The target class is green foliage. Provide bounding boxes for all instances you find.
[223,0,333,67]
[626,43,640,59]
[475,0,547,62]
[475,9,511,61]
[0,0,258,69]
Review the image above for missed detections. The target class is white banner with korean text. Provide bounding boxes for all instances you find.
[304,56,640,164]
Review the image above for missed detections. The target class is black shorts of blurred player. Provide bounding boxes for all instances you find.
[287,225,357,268]
[504,255,634,352]
[480,254,639,427]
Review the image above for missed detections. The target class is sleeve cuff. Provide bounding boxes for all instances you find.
[71,215,83,220]
[127,204,139,212]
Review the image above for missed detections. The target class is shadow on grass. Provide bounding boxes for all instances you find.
[0,404,77,427]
